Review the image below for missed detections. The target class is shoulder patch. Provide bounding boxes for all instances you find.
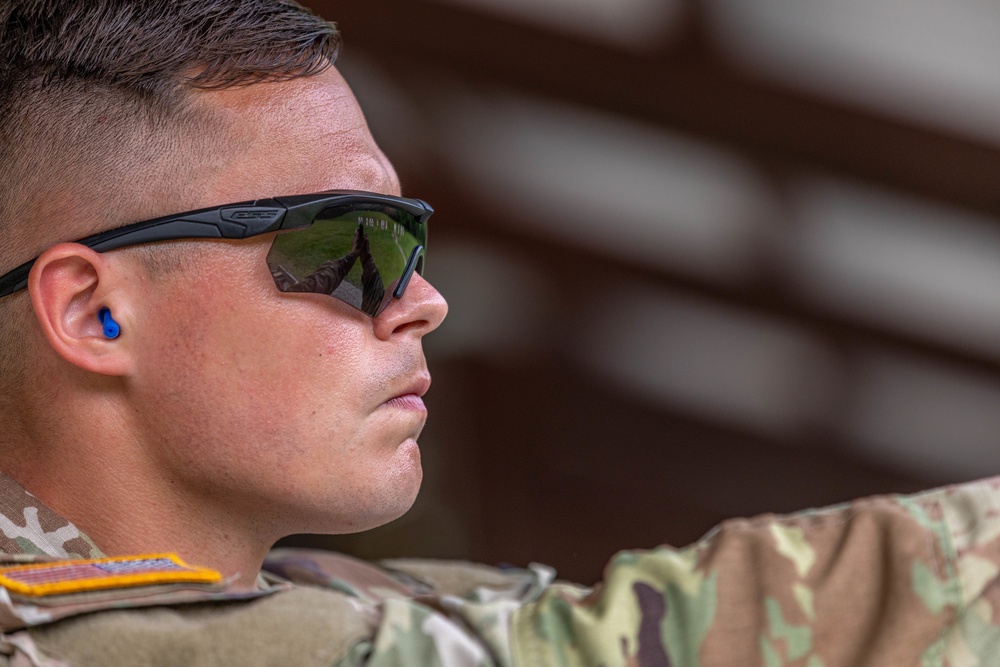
[0,553,222,597]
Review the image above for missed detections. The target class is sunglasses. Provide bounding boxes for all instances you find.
[0,190,431,318]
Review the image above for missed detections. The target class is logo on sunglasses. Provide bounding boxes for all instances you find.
[222,208,283,222]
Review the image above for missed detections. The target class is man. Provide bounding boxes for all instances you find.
[0,1,999,665]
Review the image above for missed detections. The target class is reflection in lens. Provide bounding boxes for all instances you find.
[267,204,426,317]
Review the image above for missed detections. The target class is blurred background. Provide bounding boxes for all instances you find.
[282,0,1000,584]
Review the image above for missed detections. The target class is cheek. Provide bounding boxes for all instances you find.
[216,303,370,431]
[132,266,373,472]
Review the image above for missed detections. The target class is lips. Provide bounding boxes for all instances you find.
[382,374,431,411]
[384,394,426,411]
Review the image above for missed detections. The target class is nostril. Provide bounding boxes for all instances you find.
[392,319,429,336]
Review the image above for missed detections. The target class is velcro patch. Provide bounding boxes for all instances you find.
[0,553,223,597]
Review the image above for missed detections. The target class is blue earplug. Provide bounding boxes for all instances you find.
[97,307,120,339]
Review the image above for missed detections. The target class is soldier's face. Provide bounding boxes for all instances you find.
[127,67,448,538]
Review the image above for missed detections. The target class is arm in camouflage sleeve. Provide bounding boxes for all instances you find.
[509,476,1000,666]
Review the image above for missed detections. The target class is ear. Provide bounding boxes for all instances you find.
[28,243,134,376]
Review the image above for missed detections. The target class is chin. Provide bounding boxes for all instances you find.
[320,444,423,535]
[370,444,423,528]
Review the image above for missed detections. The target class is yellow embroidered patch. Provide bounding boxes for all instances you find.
[0,553,222,597]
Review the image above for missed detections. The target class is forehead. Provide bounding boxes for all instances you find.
[192,67,401,204]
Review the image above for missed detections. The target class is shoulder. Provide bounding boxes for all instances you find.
[24,585,371,667]
[15,549,551,667]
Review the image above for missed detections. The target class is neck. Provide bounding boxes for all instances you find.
[0,397,276,591]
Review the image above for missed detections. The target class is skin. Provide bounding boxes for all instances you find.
[6,67,448,588]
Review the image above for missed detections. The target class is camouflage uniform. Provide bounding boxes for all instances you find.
[0,469,999,665]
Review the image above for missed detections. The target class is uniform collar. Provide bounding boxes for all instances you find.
[0,470,103,559]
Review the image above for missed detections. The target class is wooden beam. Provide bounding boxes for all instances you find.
[309,0,1000,218]
[418,180,1000,377]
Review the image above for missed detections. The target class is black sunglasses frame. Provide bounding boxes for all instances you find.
[0,190,432,300]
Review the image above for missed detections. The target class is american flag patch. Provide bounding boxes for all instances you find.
[0,554,223,597]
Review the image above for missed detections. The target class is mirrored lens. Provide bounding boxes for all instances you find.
[266,204,425,317]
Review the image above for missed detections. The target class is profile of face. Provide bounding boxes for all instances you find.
[125,67,448,538]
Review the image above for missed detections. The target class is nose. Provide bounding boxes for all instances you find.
[373,272,448,340]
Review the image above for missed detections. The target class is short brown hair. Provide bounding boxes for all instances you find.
[0,0,340,392]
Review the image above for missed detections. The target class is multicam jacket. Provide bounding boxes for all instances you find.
[0,470,998,666]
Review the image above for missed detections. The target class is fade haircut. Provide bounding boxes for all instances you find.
[0,0,340,393]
